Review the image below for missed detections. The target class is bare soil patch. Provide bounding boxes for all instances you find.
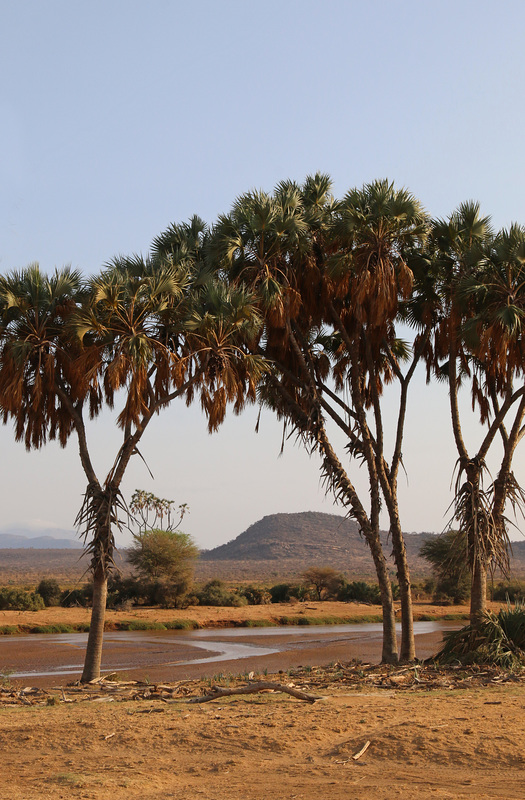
[1,664,524,800]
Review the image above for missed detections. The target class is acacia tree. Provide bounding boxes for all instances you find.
[0,242,264,681]
[212,175,432,662]
[428,207,525,622]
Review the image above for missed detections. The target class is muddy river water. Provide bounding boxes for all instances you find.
[0,621,460,687]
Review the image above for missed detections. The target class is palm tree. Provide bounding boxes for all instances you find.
[212,175,430,663]
[0,244,264,682]
[323,179,431,661]
[428,208,525,622]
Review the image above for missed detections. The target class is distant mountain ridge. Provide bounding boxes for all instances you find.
[0,527,81,549]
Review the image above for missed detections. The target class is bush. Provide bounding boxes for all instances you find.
[301,567,344,600]
[420,530,470,604]
[0,587,45,611]
[106,575,148,608]
[269,583,311,603]
[436,601,525,668]
[36,578,62,607]
[337,580,381,604]
[195,580,247,607]
[60,583,93,608]
[127,529,198,607]
[492,581,525,602]
[238,585,272,605]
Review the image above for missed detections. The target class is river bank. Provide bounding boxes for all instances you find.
[0,600,480,636]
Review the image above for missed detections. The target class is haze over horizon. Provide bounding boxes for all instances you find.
[1,1,525,548]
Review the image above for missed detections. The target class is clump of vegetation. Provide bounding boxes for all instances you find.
[301,567,344,600]
[420,530,470,605]
[492,580,525,602]
[436,602,525,668]
[36,578,62,607]
[127,528,198,606]
[195,580,247,607]
[237,585,272,605]
[59,583,93,608]
[268,582,311,603]
[0,587,44,611]
[337,580,383,604]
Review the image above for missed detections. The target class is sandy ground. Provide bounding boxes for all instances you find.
[2,601,523,800]
[1,674,524,800]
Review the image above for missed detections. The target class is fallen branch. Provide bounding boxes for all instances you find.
[352,740,371,760]
[182,681,320,704]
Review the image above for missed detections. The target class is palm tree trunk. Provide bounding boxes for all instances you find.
[470,557,487,623]
[315,421,398,663]
[81,566,107,682]
[368,535,398,663]
[389,517,415,661]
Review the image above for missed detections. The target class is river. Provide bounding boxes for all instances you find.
[0,621,460,687]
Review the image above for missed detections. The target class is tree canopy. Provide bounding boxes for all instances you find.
[1,173,524,673]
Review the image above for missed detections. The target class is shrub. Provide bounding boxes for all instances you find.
[238,585,272,605]
[106,575,148,608]
[0,587,45,611]
[301,567,344,600]
[195,580,247,607]
[337,580,381,604]
[269,583,311,603]
[420,530,470,604]
[492,581,525,602]
[36,578,62,607]
[436,601,525,668]
[60,583,93,608]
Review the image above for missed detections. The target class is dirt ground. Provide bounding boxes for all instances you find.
[1,601,524,799]
[1,672,524,800]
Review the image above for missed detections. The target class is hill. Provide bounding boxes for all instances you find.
[200,511,434,578]
[200,511,525,581]
[0,511,523,584]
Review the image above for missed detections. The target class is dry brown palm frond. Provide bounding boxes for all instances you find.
[450,458,510,576]
[75,482,129,579]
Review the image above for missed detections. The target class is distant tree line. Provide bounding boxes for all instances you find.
[1,175,525,676]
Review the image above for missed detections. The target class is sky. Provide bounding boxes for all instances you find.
[1,0,525,549]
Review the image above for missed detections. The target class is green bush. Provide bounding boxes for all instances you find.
[0,587,45,611]
[436,601,525,668]
[195,580,247,607]
[337,580,381,604]
[60,583,93,608]
[36,578,62,607]
[238,585,272,605]
[492,581,525,602]
[269,583,311,603]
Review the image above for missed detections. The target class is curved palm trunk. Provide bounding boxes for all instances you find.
[315,423,398,663]
[81,566,108,682]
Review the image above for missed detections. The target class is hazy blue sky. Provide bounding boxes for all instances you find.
[1,1,524,548]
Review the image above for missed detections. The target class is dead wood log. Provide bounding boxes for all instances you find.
[181,681,320,704]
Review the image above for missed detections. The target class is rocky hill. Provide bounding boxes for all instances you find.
[0,511,523,584]
[199,511,525,581]
[200,511,434,577]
